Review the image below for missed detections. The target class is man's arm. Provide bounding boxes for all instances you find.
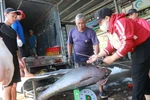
[67,29,74,57]
[67,43,73,65]
[114,19,135,57]
[17,50,24,69]
[90,29,100,54]
[67,43,73,57]
[102,19,135,64]
[93,44,99,55]
[11,21,19,35]
[17,50,21,59]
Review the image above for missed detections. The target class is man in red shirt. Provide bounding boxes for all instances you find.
[87,8,150,100]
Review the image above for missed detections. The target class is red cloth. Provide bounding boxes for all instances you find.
[135,18,150,32]
[104,13,150,57]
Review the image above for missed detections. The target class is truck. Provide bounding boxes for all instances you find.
[25,4,68,72]
[1,0,75,73]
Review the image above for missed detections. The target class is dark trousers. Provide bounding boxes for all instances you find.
[131,38,150,100]
[74,54,89,63]
[74,53,90,68]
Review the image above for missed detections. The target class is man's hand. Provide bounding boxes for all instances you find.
[68,56,74,65]
[103,53,120,64]
[103,56,115,64]
[87,55,98,63]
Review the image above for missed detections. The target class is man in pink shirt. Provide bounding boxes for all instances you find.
[126,8,150,31]
[126,9,150,62]
[127,8,150,100]
[127,9,150,75]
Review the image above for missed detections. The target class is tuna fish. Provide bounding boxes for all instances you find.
[38,65,111,100]
[0,38,14,86]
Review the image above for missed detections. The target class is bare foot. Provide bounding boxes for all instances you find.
[24,73,34,77]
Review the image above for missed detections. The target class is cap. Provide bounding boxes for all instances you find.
[126,9,137,16]
[4,8,21,15]
[29,30,33,33]
[93,8,113,26]
[17,10,26,19]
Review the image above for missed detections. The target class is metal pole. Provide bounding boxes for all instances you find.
[0,0,2,22]
[2,0,5,22]
[0,0,5,22]
[32,80,37,100]
[118,5,122,13]
[17,0,24,10]
[113,0,119,13]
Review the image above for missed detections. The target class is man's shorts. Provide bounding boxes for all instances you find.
[6,55,21,87]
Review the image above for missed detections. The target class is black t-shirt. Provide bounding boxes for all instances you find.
[0,23,21,85]
[0,23,18,55]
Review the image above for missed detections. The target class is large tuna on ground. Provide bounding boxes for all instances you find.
[38,65,111,100]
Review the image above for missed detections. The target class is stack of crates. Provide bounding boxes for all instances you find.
[46,46,60,56]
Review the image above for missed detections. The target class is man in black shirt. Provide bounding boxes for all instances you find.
[0,8,22,100]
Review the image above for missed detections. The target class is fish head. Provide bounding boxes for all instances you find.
[101,67,111,78]
[97,67,111,86]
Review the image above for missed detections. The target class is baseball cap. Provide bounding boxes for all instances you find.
[93,8,113,26]
[4,8,21,15]
[126,9,138,16]
[17,10,26,19]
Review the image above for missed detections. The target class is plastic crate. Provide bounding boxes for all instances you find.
[46,46,60,56]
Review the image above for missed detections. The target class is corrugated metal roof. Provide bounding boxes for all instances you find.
[5,0,134,30]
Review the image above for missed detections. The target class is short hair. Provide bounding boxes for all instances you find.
[29,30,33,33]
[75,13,86,22]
